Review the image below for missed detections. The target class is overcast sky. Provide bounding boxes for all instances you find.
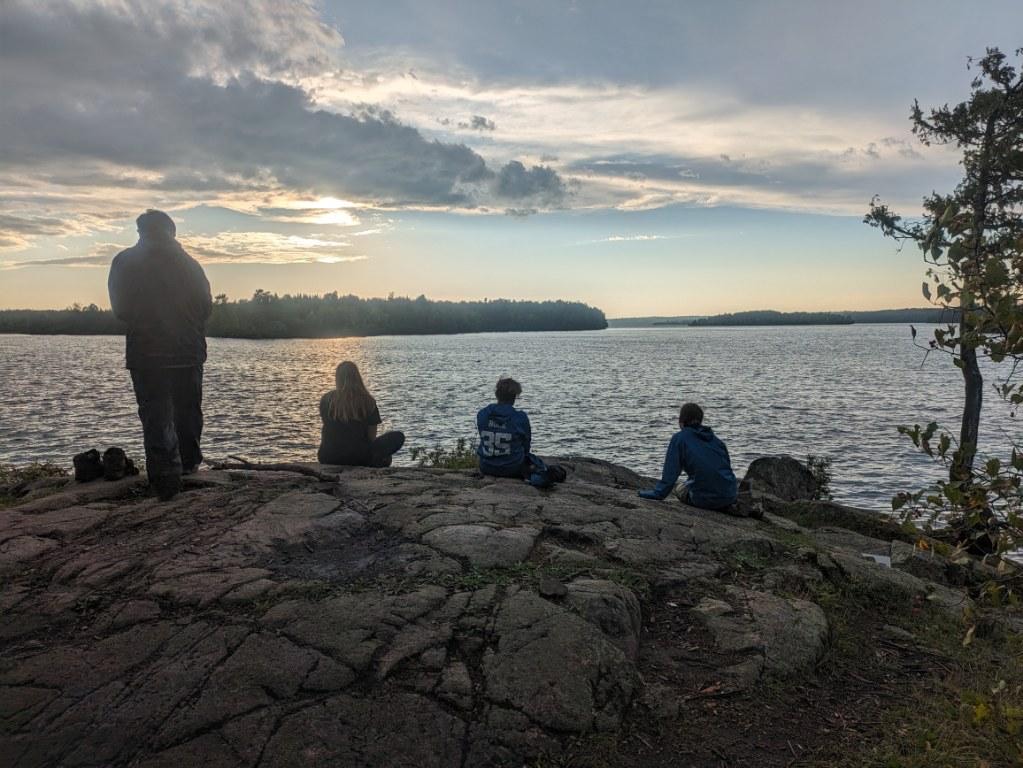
[1,0,1020,315]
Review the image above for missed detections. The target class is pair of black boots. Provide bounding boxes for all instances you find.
[73,447,140,483]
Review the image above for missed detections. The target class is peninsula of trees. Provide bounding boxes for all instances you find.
[0,292,608,338]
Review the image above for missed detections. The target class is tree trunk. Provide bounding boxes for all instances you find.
[951,107,999,483]
[953,340,983,482]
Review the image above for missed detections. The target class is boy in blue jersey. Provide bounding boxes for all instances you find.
[476,377,536,478]
[638,403,738,511]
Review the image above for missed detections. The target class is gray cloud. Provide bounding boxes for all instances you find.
[495,161,565,205]
[179,232,364,264]
[0,210,127,251]
[458,115,497,131]
[331,1,1021,113]
[1,253,114,269]
[0,0,564,249]
[880,136,923,160]
[567,148,959,211]
[571,155,765,187]
[0,214,71,238]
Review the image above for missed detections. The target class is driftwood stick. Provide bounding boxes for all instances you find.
[208,455,341,482]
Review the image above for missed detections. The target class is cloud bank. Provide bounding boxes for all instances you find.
[0,0,565,254]
[0,0,975,265]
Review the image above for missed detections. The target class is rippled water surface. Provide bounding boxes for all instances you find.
[1,326,1019,510]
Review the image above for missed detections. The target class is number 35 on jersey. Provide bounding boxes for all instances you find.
[479,430,512,457]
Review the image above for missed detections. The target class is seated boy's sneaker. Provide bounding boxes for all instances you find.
[547,465,567,483]
[527,470,555,489]
[718,503,747,517]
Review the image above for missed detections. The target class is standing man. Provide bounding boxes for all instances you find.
[108,210,212,501]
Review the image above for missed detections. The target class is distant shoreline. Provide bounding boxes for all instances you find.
[610,307,959,328]
[0,303,961,336]
[0,293,609,338]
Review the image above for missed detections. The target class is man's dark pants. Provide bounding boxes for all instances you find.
[130,366,204,482]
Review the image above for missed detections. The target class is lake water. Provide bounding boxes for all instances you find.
[1,326,1019,511]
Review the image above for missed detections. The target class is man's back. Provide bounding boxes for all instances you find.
[109,209,213,502]
[108,237,211,369]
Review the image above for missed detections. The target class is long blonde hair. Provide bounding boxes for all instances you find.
[327,361,377,421]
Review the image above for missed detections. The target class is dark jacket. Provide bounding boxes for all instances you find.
[476,403,531,473]
[649,425,738,509]
[108,236,212,369]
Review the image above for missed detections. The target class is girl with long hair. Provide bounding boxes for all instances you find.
[318,361,405,466]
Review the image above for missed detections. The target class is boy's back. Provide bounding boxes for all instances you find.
[639,402,738,510]
[671,425,737,508]
[476,402,531,474]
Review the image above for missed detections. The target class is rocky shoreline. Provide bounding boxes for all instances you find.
[0,457,1014,766]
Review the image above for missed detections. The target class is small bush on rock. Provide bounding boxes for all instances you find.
[409,438,479,469]
[806,454,834,501]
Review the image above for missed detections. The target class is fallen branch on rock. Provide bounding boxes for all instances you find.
[208,455,341,482]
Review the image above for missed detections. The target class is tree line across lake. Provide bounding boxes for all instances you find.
[0,291,609,338]
[609,308,961,327]
[689,308,961,326]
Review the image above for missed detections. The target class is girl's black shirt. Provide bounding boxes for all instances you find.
[317,392,382,464]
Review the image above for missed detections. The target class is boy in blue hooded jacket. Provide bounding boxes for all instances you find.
[639,403,738,510]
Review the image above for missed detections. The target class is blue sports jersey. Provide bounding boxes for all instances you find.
[476,403,531,471]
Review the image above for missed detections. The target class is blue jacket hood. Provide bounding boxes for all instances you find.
[689,425,716,442]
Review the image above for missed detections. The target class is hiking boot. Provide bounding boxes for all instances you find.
[102,447,129,480]
[152,475,181,502]
[73,449,104,483]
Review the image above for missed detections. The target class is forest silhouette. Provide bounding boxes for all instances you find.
[0,291,608,338]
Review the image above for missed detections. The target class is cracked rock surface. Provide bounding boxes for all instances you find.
[0,458,970,767]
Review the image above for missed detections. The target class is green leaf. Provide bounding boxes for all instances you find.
[986,458,1001,477]
[922,282,931,300]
